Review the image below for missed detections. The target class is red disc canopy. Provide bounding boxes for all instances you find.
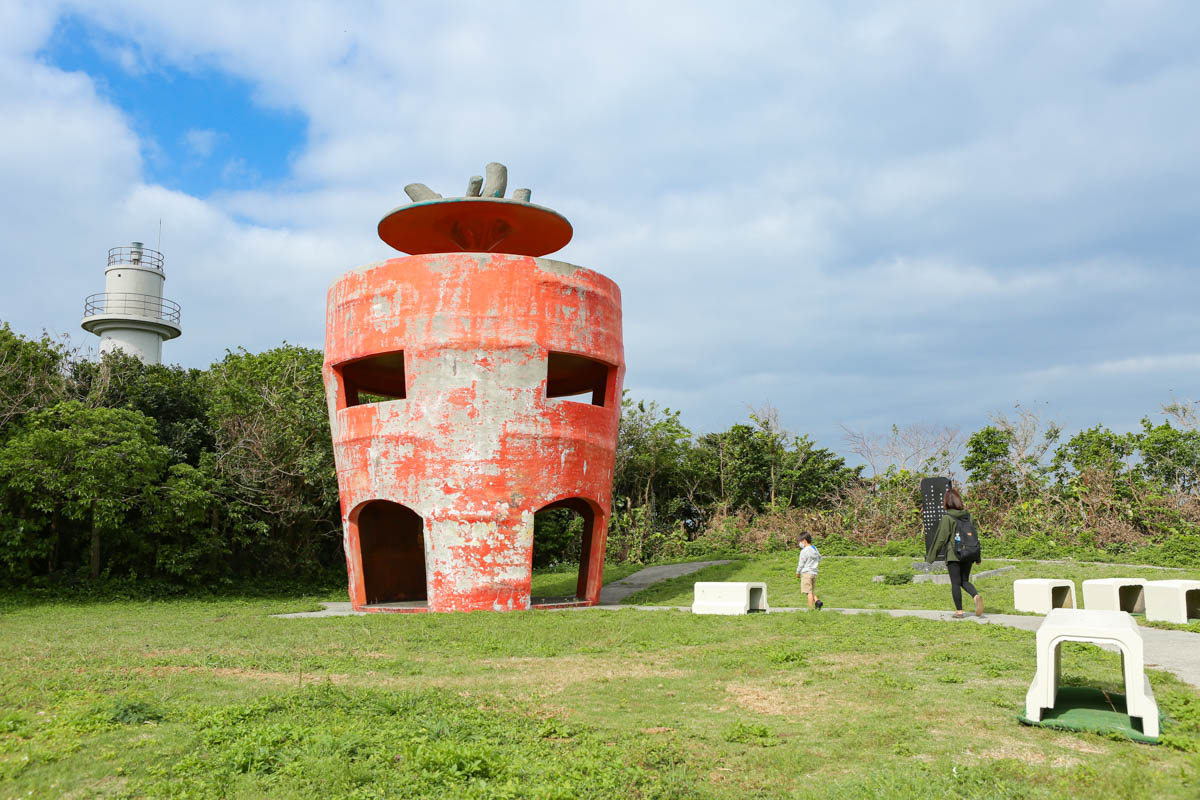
[378,197,573,257]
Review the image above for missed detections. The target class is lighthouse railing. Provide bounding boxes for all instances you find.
[83,293,181,325]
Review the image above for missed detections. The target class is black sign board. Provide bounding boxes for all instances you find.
[920,477,952,559]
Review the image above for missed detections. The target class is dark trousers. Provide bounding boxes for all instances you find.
[947,561,978,611]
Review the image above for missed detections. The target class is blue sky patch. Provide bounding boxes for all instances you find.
[39,15,306,198]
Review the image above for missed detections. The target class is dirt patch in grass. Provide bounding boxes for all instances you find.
[61,775,128,799]
[125,653,689,694]
[975,745,1081,767]
[129,665,354,685]
[474,654,689,692]
[724,679,847,717]
[1059,737,1107,755]
[924,717,1112,765]
[708,769,732,785]
[815,651,900,669]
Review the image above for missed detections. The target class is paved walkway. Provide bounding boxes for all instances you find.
[597,560,732,604]
[274,559,1200,689]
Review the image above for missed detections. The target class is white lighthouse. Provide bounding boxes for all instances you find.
[80,242,181,364]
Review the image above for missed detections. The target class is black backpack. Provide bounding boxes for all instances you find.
[953,516,982,563]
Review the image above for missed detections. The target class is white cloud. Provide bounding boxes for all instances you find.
[99,42,148,76]
[0,1,60,57]
[182,128,220,158]
[1,1,1198,454]
[1095,354,1200,376]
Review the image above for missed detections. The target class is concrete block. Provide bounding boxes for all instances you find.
[1024,608,1159,738]
[1013,579,1077,614]
[692,582,769,615]
[1082,578,1148,613]
[1144,580,1200,624]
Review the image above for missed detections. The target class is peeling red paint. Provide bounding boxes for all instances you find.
[324,249,624,613]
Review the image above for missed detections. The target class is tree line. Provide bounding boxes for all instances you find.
[0,324,338,586]
[2,321,1197,587]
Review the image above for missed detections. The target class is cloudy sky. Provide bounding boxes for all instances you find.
[2,1,1197,458]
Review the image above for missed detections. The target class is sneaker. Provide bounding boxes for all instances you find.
[974,594,984,617]
[814,600,823,611]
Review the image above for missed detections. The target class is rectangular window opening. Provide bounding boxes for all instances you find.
[339,351,407,407]
[546,352,612,408]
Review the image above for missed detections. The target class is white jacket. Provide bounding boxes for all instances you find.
[796,544,822,575]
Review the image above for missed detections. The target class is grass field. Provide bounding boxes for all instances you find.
[2,557,1199,798]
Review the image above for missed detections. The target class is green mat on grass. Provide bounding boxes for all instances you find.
[1018,686,1159,744]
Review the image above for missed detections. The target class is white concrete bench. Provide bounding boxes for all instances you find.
[1081,578,1147,613]
[692,582,769,615]
[1144,579,1200,624]
[1025,608,1159,738]
[1013,579,1076,614]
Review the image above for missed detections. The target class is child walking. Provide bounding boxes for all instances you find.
[796,533,823,610]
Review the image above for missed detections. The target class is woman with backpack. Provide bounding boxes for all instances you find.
[926,487,983,618]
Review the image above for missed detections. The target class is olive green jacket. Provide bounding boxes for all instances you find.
[926,509,972,563]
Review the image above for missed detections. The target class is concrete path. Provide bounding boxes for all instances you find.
[597,560,733,604]
[275,602,361,618]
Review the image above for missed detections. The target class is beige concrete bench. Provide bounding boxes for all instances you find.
[1081,578,1147,613]
[692,581,769,615]
[1013,579,1076,614]
[1025,608,1159,738]
[1144,579,1200,624]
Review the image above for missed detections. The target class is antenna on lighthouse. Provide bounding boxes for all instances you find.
[80,241,182,364]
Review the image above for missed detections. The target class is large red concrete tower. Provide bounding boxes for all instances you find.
[323,163,624,612]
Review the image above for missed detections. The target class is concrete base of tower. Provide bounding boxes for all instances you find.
[343,505,610,614]
[355,597,596,614]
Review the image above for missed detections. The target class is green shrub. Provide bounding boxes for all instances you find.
[721,721,778,746]
[108,698,164,725]
[1140,534,1200,568]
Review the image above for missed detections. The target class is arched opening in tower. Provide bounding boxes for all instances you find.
[531,497,598,604]
[354,500,427,605]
